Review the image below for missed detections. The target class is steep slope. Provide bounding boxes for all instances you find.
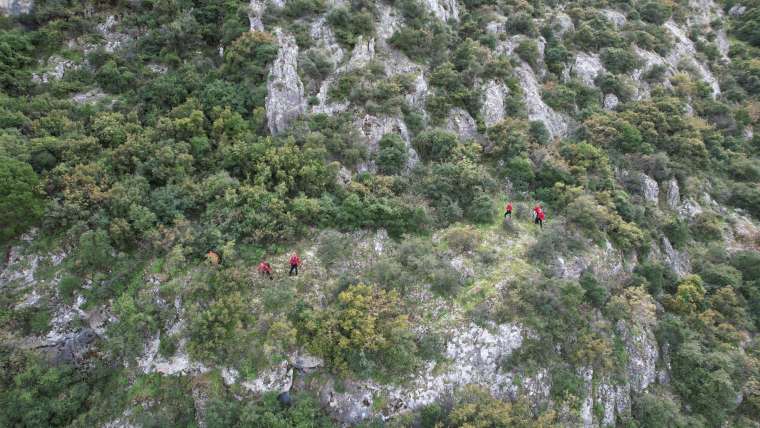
[1,0,760,427]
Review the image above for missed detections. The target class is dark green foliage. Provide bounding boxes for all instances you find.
[600,47,642,74]
[633,262,677,296]
[327,6,374,47]
[506,12,537,36]
[639,2,672,25]
[698,262,742,290]
[516,40,540,69]
[689,213,723,242]
[0,156,43,243]
[412,129,458,162]
[389,7,451,64]
[663,219,689,248]
[0,30,35,94]
[0,350,96,427]
[376,134,408,175]
[632,391,690,427]
[733,0,760,47]
[205,392,335,427]
[76,229,115,274]
[580,272,608,308]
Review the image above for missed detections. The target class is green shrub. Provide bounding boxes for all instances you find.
[698,262,743,290]
[327,6,374,47]
[59,275,82,304]
[302,283,418,378]
[600,47,642,75]
[0,351,94,427]
[689,213,723,242]
[506,12,537,36]
[580,272,608,308]
[376,134,408,175]
[639,2,672,25]
[467,192,496,224]
[663,219,689,248]
[516,39,540,69]
[281,0,326,18]
[633,390,691,427]
[412,129,458,162]
[730,250,760,282]
[0,156,43,243]
[205,392,334,428]
[444,224,481,253]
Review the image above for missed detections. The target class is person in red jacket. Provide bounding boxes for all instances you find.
[504,202,513,219]
[258,261,273,280]
[536,206,545,228]
[289,252,301,276]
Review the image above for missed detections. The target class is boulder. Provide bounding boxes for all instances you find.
[446,107,478,140]
[603,93,619,110]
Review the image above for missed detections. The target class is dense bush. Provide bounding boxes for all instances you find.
[600,47,642,74]
[300,283,419,378]
[327,6,374,47]
[0,156,43,242]
[638,2,672,25]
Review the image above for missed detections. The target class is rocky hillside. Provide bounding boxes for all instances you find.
[1,0,760,426]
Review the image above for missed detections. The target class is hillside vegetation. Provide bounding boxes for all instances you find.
[1,0,760,426]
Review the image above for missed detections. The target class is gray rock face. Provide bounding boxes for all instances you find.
[376,2,403,41]
[664,20,721,97]
[343,36,375,72]
[661,236,690,277]
[601,9,627,28]
[481,80,508,127]
[0,0,32,15]
[446,107,478,140]
[266,29,306,135]
[248,0,265,31]
[97,15,129,53]
[573,52,605,87]
[554,240,630,282]
[319,322,524,423]
[423,0,459,22]
[310,17,344,66]
[515,63,569,138]
[290,351,324,371]
[666,178,680,210]
[640,173,659,204]
[48,328,97,365]
[603,93,619,110]
[729,4,747,16]
[71,89,107,105]
[355,114,419,171]
[551,12,575,38]
[241,361,293,393]
[32,55,78,84]
[616,320,658,394]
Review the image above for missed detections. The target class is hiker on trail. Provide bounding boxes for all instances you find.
[534,205,545,228]
[504,202,513,219]
[289,252,301,276]
[258,261,273,280]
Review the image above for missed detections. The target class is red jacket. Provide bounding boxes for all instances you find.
[290,255,300,266]
[506,203,512,211]
[258,262,272,273]
[538,210,545,221]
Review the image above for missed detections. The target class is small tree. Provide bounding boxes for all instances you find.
[0,157,43,243]
[376,134,408,175]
